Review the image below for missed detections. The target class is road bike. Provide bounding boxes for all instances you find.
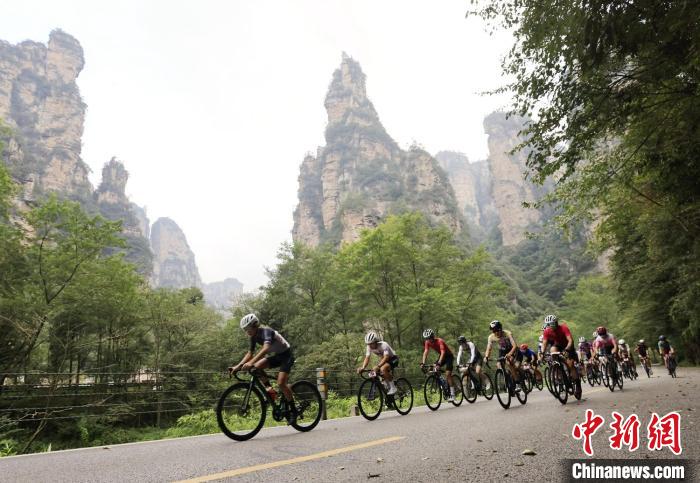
[640,356,653,378]
[487,357,527,410]
[357,369,413,420]
[620,356,637,380]
[421,364,463,410]
[597,353,622,392]
[583,358,600,387]
[664,354,677,378]
[546,352,582,404]
[520,361,542,392]
[216,368,322,441]
[459,363,494,403]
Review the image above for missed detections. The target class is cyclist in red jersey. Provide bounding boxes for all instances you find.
[421,328,456,401]
[540,314,580,381]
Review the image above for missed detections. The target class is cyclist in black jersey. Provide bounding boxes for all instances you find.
[230,314,296,422]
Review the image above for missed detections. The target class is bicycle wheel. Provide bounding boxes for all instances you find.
[573,377,582,400]
[393,378,413,415]
[424,375,442,410]
[534,371,543,391]
[551,365,568,405]
[515,379,527,405]
[481,373,494,400]
[450,374,464,406]
[587,365,595,387]
[616,366,624,390]
[494,369,511,409]
[216,383,266,441]
[290,380,322,432]
[523,372,533,393]
[357,378,383,421]
[463,373,477,403]
[544,366,554,395]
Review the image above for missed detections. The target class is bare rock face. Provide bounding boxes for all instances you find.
[201,278,244,314]
[435,151,499,235]
[0,30,92,200]
[292,54,462,246]
[150,217,202,289]
[483,112,542,246]
[95,158,153,272]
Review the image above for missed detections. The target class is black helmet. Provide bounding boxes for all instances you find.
[458,335,467,344]
[489,320,502,332]
[659,335,666,341]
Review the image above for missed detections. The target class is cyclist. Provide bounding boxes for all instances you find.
[578,336,596,370]
[635,339,651,369]
[357,331,399,395]
[592,326,617,359]
[229,313,296,423]
[484,320,520,384]
[518,343,542,383]
[421,329,456,402]
[658,335,675,369]
[618,338,637,376]
[457,335,484,379]
[540,314,579,381]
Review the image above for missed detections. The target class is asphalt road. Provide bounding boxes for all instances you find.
[1,367,697,482]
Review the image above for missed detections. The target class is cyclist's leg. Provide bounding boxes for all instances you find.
[270,351,295,401]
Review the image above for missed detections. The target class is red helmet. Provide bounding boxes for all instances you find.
[519,343,528,351]
[596,326,607,336]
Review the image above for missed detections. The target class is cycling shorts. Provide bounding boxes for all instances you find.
[266,349,295,373]
[435,353,454,371]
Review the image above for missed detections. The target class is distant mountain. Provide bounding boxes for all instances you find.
[292,54,462,246]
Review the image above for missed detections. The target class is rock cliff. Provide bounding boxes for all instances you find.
[201,278,244,314]
[150,217,202,289]
[95,158,153,272]
[0,29,92,201]
[292,54,462,246]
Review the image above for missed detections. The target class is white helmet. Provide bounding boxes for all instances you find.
[619,338,626,345]
[579,336,586,343]
[365,331,380,344]
[639,339,645,344]
[240,313,259,329]
[422,328,435,339]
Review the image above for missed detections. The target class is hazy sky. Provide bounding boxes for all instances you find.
[2,1,512,289]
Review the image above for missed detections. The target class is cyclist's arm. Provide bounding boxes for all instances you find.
[232,351,253,371]
[540,339,549,356]
[468,342,477,364]
[457,345,464,366]
[376,353,390,369]
[507,333,516,357]
[421,346,429,365]
[247,343,271,365]
[483,338,491,360]
[359,355,370,371]
[565,333,574,351]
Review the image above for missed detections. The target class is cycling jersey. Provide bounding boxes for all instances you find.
[487,330,515,357]
[542,324,572,350]
[658,340,671,354]
[424,338,452,356]
[619,344,630,357]
[366,341,396,358]
[518,348,537,362]
[249,327,290,355]
[578,341,593,357]
[594,334,616,355]
[636,344,648,357]
[457,341,482,365]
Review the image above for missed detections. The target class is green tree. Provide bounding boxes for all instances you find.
[469,0,700,361]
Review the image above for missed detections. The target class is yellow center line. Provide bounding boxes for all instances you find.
[173,436,406,482]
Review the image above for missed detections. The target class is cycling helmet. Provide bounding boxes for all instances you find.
[638,339,645,344]
[489,320,502,332]
[423,328,435,339]
[240,313,259,329]
[619,338,626,345]
[538,335,543,342]
[457,335,467,344]
[519,343,528,351]
[544,314,558,328]
[365,331,380,344]
[596,326,607,336]
[659,335,665,341]
[579,336,586,343]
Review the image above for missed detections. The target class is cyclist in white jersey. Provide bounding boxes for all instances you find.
[357,331,399,395]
